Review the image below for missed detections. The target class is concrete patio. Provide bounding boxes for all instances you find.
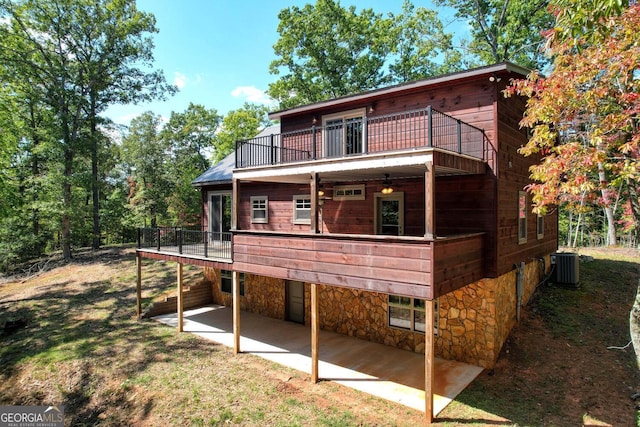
[154,305,483,417]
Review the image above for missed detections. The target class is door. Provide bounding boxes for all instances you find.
[209,192,232,242]
[286,281,305,324]
[375,192,404,236]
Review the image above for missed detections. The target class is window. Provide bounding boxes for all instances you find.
[518,191,527,244]
[251,196,268,223]
[388,295,438,335]
[221,270,245,296]
[293,195,311,224]
[323,109,366,157]
[537,214,544,239]
[333,184,365,201]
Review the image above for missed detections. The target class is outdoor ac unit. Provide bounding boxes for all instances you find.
[550,252,580,286]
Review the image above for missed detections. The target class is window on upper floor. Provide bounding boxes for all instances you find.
[537,214,544,240]
[221,270,245,295]
[322,108,366,158]
[251,196,268,224]
[292,195,311,225]
[518,191,527,244]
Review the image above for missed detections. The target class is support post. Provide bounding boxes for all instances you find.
[232,178,239,231]
[425,161,436,239]
[311,283,319,383]
[425,299,435,423]
[136,253,142,319]
[233,270,241,354]
[177,262,184,332]
[311,173,318,234]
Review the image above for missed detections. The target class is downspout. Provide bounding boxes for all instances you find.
[515,262,525,321]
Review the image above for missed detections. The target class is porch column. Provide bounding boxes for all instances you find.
[232,178,239,230]
[177,262,184,332]
[425,299,435,423]
[136,253,142,320]
[233,270,241,354]
[311,173,318,234]
[311,282,319,383]
[425,161,436,239]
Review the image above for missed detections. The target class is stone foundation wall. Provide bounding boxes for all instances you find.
[203,255,549,369]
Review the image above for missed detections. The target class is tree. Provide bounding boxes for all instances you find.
[435,0,554,70]
[214,103,271,162]
[268,0,394,108]
[0,0,172,258]
[506,3,639,246]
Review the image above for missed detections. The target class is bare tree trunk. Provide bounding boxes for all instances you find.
[631,279,640,370]
[599,162,617,246]
[62,149,73,261]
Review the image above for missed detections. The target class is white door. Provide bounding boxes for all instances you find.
[375,192,404,236]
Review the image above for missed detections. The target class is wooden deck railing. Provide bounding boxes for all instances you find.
[137,227,232,261]
[235,106,488,168]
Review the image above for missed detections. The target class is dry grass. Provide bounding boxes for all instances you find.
[0,246,638,426]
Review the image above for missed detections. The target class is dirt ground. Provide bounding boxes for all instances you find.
[1,246,639,426]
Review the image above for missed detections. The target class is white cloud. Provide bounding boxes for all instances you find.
[231,86,274,106]
[173,72,188,90]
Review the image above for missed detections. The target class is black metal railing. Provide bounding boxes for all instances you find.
[137,227,232,261]
[235,106,488,168]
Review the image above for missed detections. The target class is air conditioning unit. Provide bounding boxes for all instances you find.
[550,252,580,286]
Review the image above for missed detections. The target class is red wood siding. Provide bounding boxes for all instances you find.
[433,233,486,297]
[233,232,434,299]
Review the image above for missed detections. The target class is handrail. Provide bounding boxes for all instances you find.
[235,106,489,168]
[137,227,232,261]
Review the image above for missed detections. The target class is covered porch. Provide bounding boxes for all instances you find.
[154,305,483,419]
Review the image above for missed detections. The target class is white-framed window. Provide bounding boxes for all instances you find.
[251,196,268,224]
[388,295,438,335]
[537,214,544,239]
[221,270,245,296]
[333,184,366,201]
[293,195,312,224]
[518,191,527,244]
[322,108,366,157]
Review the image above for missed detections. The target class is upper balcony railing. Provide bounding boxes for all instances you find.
[236,106,488,169]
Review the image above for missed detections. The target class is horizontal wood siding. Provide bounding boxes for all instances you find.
[433,233,486,297]
[495,83,558,276]
[233,233,435,299]
[238,182,312,232]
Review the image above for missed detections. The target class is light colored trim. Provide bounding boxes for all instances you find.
[374,192,404,236]
[250,195,269,224]
[333,184,366,201]
[207,190,232,233]
[322,108,367,157]
[292,194,312,225]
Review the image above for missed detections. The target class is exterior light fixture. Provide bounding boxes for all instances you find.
[381,174,394,195]
[318,185,325,197]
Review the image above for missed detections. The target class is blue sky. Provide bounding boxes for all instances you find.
[105,0,457,126]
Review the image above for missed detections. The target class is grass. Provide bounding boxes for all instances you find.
[0,246,638,426]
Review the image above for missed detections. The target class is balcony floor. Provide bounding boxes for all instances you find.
[154,305,483,417]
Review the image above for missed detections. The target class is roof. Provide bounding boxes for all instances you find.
[192,124,281,187]
[268,62,531,120]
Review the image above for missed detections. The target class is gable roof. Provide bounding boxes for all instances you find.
[192,124,280,187]
[268,62,531,120]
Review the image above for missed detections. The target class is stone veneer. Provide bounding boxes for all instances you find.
[202,256,549,369]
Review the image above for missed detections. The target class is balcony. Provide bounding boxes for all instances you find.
[235,106,487,169]
[137,227,232,263]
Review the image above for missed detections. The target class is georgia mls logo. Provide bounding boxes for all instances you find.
[0,405,64,427]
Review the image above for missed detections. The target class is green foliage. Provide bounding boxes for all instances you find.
[214,103,271,162]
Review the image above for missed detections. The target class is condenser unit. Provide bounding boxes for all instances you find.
[550,252,580,286]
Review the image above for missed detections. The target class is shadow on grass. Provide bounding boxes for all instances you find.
[440,255,640,426]
[0,253,219,425]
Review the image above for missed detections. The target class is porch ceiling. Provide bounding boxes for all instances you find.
[233,148,486,184]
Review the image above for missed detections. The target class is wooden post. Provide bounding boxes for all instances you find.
[425,299,435,423]
[425,161,436,239]
[136,253,142,320]
[177,262,184,332]
[311,173,318,234]
[311,283,319,383]
[232,178,239,231]
[233,270,241,354]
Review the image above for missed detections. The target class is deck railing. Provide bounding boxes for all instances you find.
[137,227,232,261]
[236,106,487,168]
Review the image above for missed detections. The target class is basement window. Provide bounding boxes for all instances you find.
[221,270,245,296]
[388,295,438,335]
[251,196,268,224]
[293,195,311,224]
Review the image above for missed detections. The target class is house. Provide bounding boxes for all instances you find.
[135,62,558,422]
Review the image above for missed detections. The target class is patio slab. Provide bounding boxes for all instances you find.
[154,305,483,416]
